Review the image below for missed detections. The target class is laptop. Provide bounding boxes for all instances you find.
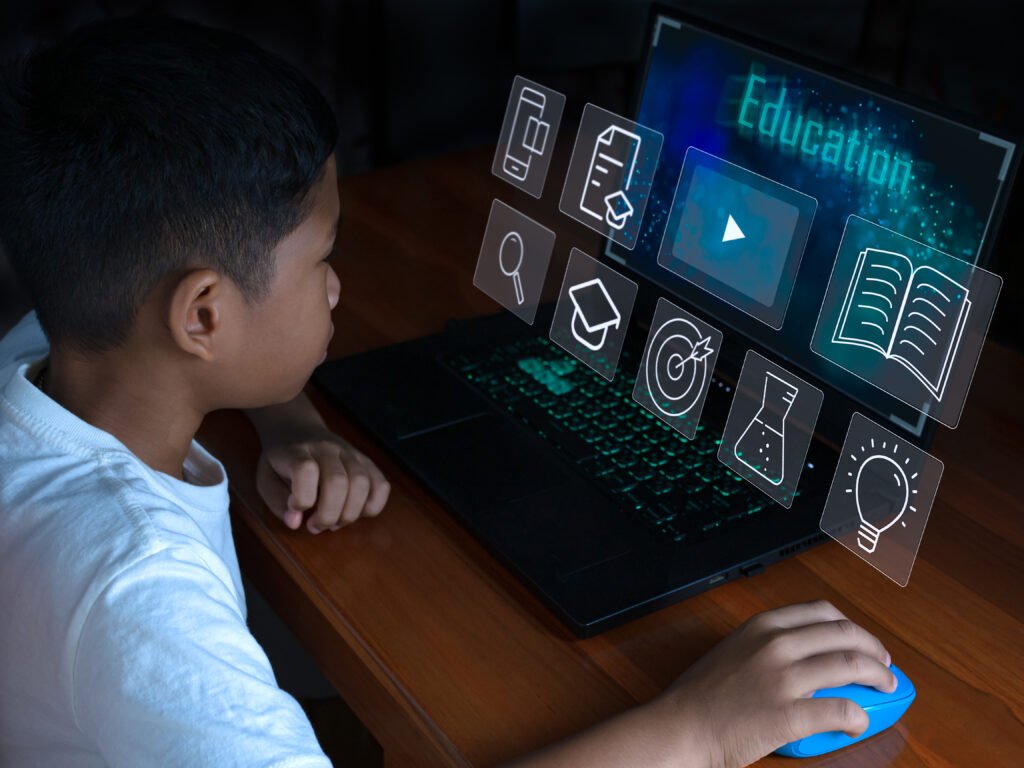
[314,7,1018,637]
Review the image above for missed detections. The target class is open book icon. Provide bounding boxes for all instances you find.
[832,248,971,401]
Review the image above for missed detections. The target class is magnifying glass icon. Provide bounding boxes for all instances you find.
[499,231,525,305]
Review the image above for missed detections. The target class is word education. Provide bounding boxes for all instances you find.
[736,70,915,196]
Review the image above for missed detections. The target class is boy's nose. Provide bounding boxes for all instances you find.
[327,267,341,309]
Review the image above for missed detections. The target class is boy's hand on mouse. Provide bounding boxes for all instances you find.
[255,427,391,533]
[652,600,896,768]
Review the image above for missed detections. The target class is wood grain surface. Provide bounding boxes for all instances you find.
[197,146,1024,767]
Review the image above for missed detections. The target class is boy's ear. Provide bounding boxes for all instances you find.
[167,269,226,362]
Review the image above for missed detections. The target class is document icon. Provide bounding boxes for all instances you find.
[560,104,663,251]
[580,126,641,230]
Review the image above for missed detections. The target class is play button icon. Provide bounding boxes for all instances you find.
[656,146,818,329]
[722,214,745,242]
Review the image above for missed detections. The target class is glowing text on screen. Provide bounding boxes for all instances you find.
[736,68,915,197]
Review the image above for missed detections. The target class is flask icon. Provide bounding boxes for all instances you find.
[733,371,799,486]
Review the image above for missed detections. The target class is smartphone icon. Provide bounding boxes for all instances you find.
[503,87,550,182]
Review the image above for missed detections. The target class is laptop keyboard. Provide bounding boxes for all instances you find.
[444,335,768,543]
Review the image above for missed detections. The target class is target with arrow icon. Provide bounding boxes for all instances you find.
[633,298,723,438]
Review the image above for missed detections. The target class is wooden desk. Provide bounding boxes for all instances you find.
[198,147,1024,767]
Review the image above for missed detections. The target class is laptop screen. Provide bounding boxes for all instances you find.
[605,11,1016,439]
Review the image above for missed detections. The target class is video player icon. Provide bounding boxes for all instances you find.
[722,214,745,242]
[657,147,817,329]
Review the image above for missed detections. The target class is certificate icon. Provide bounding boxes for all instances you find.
[580,125,641,229]
[560,104,664,251]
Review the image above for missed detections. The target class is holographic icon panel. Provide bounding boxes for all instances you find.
[559,104,664,251]
[811,216,1002,428]
[717,350,823,508]
[549,248,638,380]
[473,199,556,325]
[492,76,566,198]
[632,298,723,439]
[819,412,943,587]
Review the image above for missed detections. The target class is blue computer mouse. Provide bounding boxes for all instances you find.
[775,664,915,758]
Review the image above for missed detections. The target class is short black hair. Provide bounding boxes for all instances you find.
[0,15,338,352]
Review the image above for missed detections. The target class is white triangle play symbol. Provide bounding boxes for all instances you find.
[722,214,745,242]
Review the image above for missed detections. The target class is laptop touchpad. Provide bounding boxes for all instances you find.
[480,484,640,575]
[397,413,570,506]
[398,415,641,573]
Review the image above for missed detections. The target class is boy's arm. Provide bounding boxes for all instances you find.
[74,545,332,767]
[244,391,391,533]
[244,390,327,438]
[502,601,896,768]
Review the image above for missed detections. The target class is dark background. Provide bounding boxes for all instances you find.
[1,0,1021,347]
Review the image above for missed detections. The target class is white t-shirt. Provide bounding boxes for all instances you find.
[0,312,331,767]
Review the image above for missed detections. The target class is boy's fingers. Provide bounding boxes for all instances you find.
[780,697,869,743]
[256,456,296,528]
[267,451,321,512]
[263,444,387,533]
[786,651,897,698]
[750,600,847,632]
[777,620,890,666]
[338,464,372,526]
[363,460,390,517]
[255,457,303,530]
[307,455,349,533]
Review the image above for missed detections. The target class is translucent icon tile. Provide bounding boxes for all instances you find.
[549,248,638,380]
[473,199,556,325]
[492,76,566,198]
[811,215,1002,429]
[559,104,664,251]
[657,147,816,329]
[820,412,943,587]
[633,298,723,439]
[718,350,823,507]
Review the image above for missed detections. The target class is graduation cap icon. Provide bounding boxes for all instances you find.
[568,278,622,351]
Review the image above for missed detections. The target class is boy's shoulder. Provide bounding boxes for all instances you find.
[0,311,239,611]
[0,310,47,381]
[0,412,237,602]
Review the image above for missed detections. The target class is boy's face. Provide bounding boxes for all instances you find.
[221,155,342,406]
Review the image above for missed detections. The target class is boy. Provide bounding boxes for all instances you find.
[0,16,898,768]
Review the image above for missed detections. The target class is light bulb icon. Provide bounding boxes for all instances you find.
[847,439,919,554]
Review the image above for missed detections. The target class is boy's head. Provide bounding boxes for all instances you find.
[0,15,341,407]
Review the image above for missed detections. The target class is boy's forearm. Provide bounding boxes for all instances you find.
[499,695,706,768]
[244,391,326,443]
